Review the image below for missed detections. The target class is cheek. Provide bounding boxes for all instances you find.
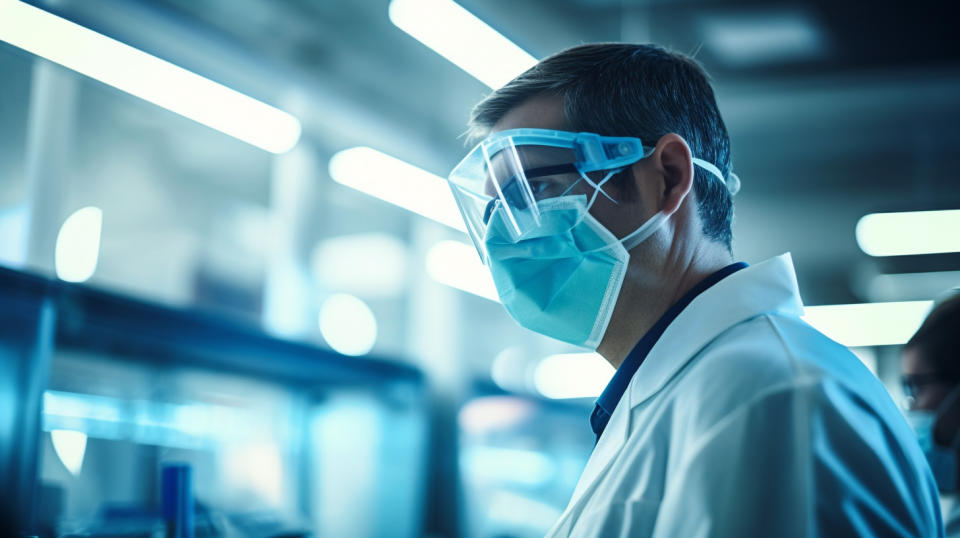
[918,385,953,411]
[587,196,644,240]
[901,348,924,375]
[586,175,652,237]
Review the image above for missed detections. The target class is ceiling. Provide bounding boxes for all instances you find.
[7,0,960,330]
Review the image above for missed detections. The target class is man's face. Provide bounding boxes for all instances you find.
[902,347,954,411]
[490,95,654,242]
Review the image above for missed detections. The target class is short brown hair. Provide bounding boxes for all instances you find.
[469,43,734,248]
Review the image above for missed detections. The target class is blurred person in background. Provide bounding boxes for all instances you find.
[447,43,942,536]
[903,291,960,536]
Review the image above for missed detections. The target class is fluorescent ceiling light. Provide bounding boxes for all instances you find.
[866,270,960,302]
[0,1,300,153]
[51,429,87,476]
[850,347,878,376]
[699,10,825,67]
[318,293,378,356]
[311,233,409,298]
[425,240,498,300]
[802,300,933,348]
[534,352,613,399]
[458,395,534,434]
[388,0,537,89]
[490,346,530,393]
[856,209,960,257]
[55,206,102,283]
[329,147,465,231]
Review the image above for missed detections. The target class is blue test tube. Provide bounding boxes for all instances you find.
[161,463,194,538]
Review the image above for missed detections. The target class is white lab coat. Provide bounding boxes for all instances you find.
[545,254,943,537]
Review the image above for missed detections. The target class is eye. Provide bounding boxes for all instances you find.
[529,180,550,195]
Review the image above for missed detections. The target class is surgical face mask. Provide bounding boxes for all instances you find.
[906,410,958,493]
[483,194,667,349]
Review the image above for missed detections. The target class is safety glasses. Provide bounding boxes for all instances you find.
[447,128,649,261]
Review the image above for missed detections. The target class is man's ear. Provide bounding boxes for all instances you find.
[633,133,694,216]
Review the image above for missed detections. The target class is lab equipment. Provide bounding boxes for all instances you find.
[458,394,596,538]
[162,464,194,538]
[0,265,429,538]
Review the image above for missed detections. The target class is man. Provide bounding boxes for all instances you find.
[902,292,960,535]
[446,43,942,536]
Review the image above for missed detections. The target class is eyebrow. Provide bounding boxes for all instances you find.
[524,163,578,178]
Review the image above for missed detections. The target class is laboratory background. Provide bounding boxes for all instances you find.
[0,0,957,536]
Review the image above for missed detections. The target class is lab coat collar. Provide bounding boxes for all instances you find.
[561,254,803,513]
[590,262,748,441]
[627,252,804,409]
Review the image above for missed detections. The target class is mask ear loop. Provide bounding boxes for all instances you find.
[578,153,735,255]
[580,211,668,255]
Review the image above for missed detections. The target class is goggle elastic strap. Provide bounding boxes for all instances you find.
[585,168,624,209]
[693,158,740,195]
[559,167,623,209]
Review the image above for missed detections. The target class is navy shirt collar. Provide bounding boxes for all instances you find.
[589,262,748,442]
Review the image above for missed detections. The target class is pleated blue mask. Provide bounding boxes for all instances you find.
[906,409,958,493]
[484,194,666,349]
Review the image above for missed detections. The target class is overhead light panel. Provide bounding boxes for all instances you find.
[425,240,498,300]
[856,209,960,257]
[329,147,465,231]
[51,430,87,476]
[866,270,960,303]
[0,1,301,153]
[699,10,825,67]
[311,233,409,298]
[318,293,378,356]
[802,300,933,348]
[534,352,613,400]
[55,206,102,283]
[388,0,537,89]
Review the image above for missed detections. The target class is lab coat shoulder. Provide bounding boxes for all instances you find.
[663,312,818,424]
[666,311,875,432]
[649,312,944,537]
[550,256,942,538]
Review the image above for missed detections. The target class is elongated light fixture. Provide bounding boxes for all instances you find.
[388,0,537,89]
[802,300,933,348]
[329,147,465,231]
[55,206,102,283]
[534,352,614,399]
[425,239,497,299]
[0,1,301,153]
[856,209,960,257]
[51,429,87,476]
